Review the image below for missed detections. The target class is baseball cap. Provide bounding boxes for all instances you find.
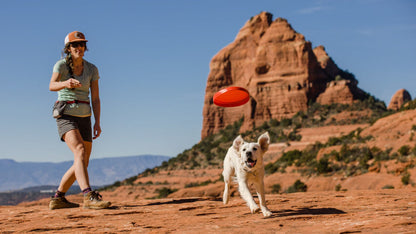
[64,31,88,45]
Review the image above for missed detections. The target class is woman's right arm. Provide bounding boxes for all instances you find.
[49,72,81,91]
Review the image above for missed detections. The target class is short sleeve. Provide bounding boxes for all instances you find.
[91,65,100,81]
[53,59,66,74]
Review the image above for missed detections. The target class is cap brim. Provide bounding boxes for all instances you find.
[66,39,88,44]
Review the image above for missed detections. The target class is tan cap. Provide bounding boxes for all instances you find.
[64,31,88,45]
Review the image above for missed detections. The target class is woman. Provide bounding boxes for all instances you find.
[49,31,110,209]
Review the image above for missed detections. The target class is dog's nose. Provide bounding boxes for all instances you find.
[246,151,252,157]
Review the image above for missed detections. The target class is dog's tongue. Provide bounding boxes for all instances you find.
[247,159,256,167]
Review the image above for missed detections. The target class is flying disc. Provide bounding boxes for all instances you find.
[213,86,250,107]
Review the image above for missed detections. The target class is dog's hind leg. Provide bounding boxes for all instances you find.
[254,180,272,217]
[222,167,233,204]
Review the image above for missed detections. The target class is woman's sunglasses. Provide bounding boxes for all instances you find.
[70,41,86,48]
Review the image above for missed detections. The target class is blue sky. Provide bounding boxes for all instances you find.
[1,0,415,162]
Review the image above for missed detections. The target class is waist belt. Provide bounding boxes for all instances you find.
[56,100,90,104]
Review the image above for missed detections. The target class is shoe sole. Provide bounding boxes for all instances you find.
[49,205,80,210]
[83,203,111,209]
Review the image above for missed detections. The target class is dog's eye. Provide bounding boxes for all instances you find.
[253,147,257,151]
[242,148,246,151]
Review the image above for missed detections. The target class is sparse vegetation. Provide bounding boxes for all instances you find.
[401,172,411,185]
[151,187,178,199]
[335,184,342,191]
[286,180,307,193]
[185,180,214,188]
[398,145,410,156]
[399,98,416,111]
[382,185,395,189]
[271,184,282,194]
[100,97,416,193]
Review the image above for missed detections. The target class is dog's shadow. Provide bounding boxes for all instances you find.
[269,207,346,218]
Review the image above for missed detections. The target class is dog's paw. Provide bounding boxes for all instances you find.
[250,205,260,214]
[262,209,272,217]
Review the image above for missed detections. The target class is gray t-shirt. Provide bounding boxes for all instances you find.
[53,59,100,117]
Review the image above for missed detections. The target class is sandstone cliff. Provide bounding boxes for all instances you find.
[201,12,366,139]
[388,89,412,110]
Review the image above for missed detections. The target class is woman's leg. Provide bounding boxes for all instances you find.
[57,129,93,192]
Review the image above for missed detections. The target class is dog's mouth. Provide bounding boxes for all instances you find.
[245,158,257,168]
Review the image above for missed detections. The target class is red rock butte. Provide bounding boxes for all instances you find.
[388,89,412,110]
[202,12,368,139]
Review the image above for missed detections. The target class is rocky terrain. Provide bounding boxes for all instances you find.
[1,189,415,233]
[3,109,414,233]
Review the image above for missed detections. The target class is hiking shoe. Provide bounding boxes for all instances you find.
[49,196,79,210]
[83,191,111,209]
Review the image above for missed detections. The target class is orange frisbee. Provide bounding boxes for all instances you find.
[213,86,250,107]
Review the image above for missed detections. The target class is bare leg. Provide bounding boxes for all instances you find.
[57,129,92,192]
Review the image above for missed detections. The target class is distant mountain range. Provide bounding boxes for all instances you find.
[0,155,170,192]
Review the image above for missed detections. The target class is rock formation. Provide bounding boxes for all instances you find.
[201,12,366,139]
[387,89,412,110]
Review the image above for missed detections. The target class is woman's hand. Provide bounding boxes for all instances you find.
[65,78,82,89]
[93,122,102,140]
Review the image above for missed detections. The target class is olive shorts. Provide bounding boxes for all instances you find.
[56,115,92,142]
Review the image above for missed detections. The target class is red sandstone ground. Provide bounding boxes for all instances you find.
[1,189,415,233]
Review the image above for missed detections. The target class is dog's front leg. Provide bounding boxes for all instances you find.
[254,180,272,217]
[238,179,259,213]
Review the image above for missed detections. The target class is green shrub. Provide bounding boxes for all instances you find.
[335,184,342,191]
[280,150,302,166]
[185,180,213,188]
[372,147,391,161]
[399,99,416,111]
[265,162,279,175]
[398,145,410,156]
[401,172,411,185]
[382,185,395,189]
[154,187,177,199]
[316,158,332,174]
[286,180,307,193]
[271,184,282,194]
[280,118,292,127]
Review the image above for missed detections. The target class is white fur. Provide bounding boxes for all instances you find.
[222,132,272,217]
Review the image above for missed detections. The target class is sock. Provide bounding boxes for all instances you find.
[54,190,65,198]
[82,187,92,195]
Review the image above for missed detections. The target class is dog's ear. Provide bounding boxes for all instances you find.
[258,132,270,152]
[233,135,244,151]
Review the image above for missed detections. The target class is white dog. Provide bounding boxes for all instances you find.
[222,132,272,217]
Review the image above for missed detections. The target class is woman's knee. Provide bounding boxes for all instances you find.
[73,143,86,161]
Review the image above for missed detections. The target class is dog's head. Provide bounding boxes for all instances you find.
[233,132,270,170]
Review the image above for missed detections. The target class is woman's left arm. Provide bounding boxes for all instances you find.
[91,80,101,139]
